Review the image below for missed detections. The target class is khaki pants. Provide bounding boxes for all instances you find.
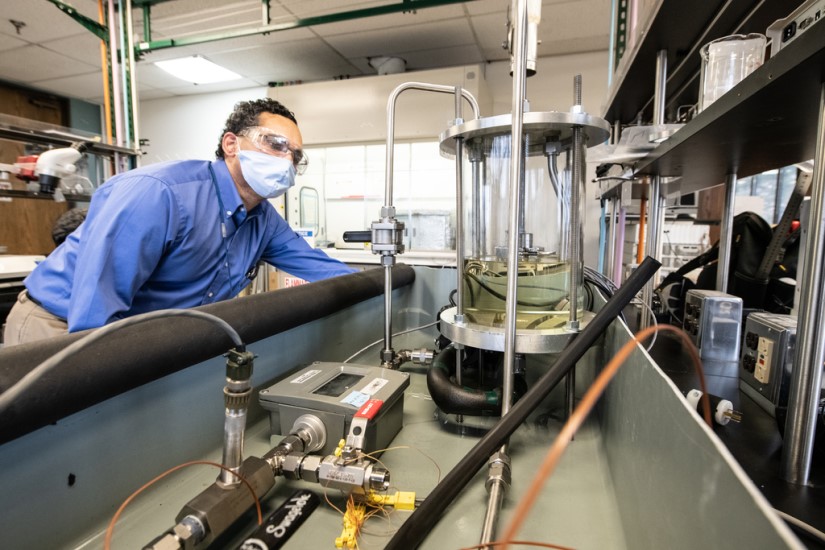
[2,291,68,346]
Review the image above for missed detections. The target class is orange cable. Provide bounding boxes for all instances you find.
[104,459,263,550]
[499,324,710,549]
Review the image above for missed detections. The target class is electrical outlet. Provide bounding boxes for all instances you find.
[754,336,774,384]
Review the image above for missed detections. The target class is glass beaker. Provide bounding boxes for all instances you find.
[699,34,766,112]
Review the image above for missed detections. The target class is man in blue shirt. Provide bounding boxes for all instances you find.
[3,98,355,345]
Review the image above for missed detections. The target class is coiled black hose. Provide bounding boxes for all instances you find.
[426,346,501,415]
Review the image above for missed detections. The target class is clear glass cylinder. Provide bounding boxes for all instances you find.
[461,133,584,330]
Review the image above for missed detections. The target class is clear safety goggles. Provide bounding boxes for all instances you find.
[239,126,308,175]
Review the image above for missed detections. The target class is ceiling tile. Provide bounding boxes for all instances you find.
[39,33,104,68]
[0,32,26,53]
[209,39,363,83]
[135,88,177,101]
[31,72,108,102]
[1,1,93,44]
[312,3,467,36]
[464,0,509,16]
[0,0,611,103]
[161,77,267,96]
[399,44,486,70]
[0,44,98,84]
[326,19,476,58]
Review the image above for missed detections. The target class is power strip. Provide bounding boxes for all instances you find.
[767,0,825,57]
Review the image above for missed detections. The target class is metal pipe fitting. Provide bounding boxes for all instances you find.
[219,349,255,487]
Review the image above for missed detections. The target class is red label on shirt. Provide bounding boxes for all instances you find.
[355,399,383,420]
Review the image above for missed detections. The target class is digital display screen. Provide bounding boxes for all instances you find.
[312,373,364,397]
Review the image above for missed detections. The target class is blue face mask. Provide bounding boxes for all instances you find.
[238,150,296,199]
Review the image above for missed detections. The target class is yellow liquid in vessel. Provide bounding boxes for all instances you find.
[462,258,580,330]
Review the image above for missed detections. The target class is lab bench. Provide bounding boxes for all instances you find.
[0,266,804,549]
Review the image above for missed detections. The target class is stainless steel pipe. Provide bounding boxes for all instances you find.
[780,83,825,485]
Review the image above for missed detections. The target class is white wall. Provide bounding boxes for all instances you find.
[487,50,609,116]
[139,87,268,165]
[270,65,492,145]
[137,51,610,267]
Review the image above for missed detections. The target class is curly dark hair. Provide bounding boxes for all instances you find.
[215,98,298,159]
[52,207,88,246]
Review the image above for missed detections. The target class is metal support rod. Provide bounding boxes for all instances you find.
[479,479,505,544]
[107,0,124,146]
[125,0,140,159]
[379,82,480,365]
[479,0,527,545]
[454,85,466,388]
[117,0,131,149]
[641,176,662,328]
[653,50,667,126]
[607,197,618,281]
[471,149,483,258]
[569,74,583,328]
[261,0,271,25]
[383,264,393,363]
[613,206,626,284]
[642,50,668,326]
[716,173,737,292]
[142,4,151,41]
[780,83,825,485]
[564,363,575,421]
[384,82,480,209]
[502,0,528,422]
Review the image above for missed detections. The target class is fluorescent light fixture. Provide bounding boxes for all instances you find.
[154,55,241,84]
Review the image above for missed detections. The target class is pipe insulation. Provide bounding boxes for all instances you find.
[426,346,502,415]
[385,257,660,549]
[0,265,415,444]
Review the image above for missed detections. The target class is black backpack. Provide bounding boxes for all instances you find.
[655,212,799,320]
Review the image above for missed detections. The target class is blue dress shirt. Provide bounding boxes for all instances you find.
[25,159,355,332]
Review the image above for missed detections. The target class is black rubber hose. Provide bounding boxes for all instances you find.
[385,257,660,549]
[426,346,501,415]
[0,265,415,445]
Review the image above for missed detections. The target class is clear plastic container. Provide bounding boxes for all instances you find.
[699,34,766,112]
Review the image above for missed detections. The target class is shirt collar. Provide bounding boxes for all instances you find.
[210,159,245,221]
[211,159,265,226]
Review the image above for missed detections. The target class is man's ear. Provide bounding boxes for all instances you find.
[222,133,239,158]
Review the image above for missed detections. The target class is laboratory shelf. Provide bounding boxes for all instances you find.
[0,113,139,158]
[0,189,92,202]
[635,23,825,195]
[603,0,803,125]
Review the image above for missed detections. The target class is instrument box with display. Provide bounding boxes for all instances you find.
[259,362,410,455]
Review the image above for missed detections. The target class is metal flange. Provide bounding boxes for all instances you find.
[439,306,594,354]
[439,111,610,156]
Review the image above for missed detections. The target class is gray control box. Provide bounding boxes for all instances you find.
[739,313,797,417]
[259,362,410,456]
[683,289,743,362]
